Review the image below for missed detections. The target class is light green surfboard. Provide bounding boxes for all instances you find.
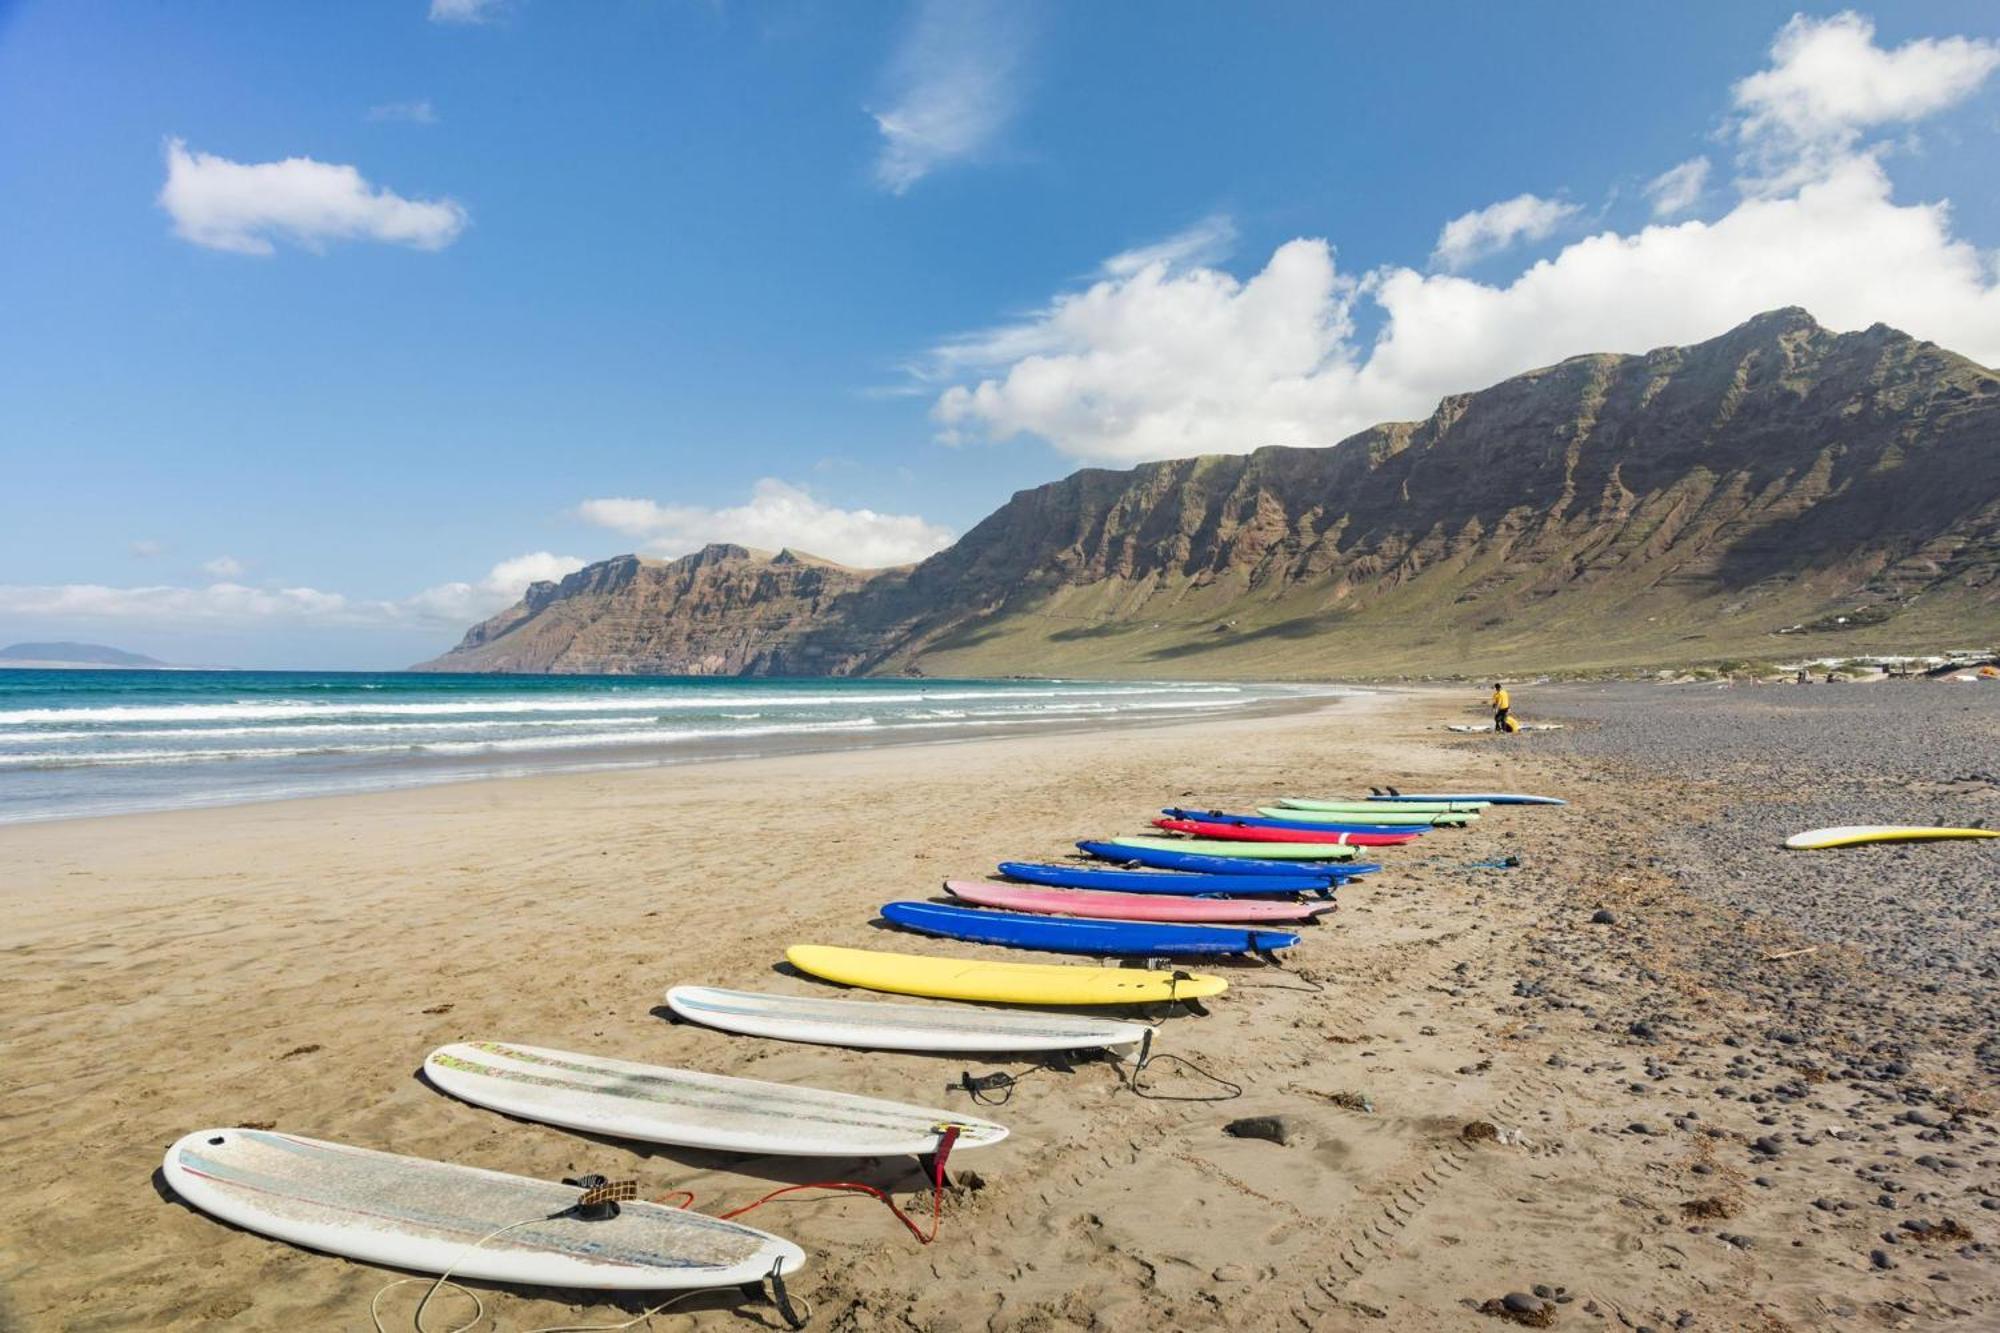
[1108,835,1358,861]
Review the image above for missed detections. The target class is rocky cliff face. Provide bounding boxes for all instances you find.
[422,546,885,675]
[417,309,2000,677]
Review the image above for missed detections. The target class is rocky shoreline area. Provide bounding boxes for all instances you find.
[1489,682,2000,1326]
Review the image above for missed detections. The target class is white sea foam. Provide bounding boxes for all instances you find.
[0,716,639,744]
[0,677,1349,829]
[0,717,890,769]
[0,683,1243,727]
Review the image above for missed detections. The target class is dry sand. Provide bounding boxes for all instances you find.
[3,686,1997,1331]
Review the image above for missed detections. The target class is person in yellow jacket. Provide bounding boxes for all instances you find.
[1490,682,1513,733]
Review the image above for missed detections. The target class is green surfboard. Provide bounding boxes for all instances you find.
[1108,835,1358,861]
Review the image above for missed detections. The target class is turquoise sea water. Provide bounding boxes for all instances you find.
[0,670,1327,824]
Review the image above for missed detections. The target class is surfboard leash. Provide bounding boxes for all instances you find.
[1119,1029,1244,1103]
[948,1065,1047,1106]
[702,1122,966,1248]
[1227,950,1327,995]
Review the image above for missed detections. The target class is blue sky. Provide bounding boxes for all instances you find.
[3,2,1999,668]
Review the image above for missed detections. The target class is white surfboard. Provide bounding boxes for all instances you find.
[425,1042,1006,1157]
[1784,825,1998,850]
[665,984,1148,1055]
[1370,792,1567,805]
[163,1128,803,1290]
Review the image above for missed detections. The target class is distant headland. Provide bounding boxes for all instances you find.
[0,641,181,670]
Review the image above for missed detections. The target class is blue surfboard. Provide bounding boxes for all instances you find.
[1077,840,1381,878]
[880,901,1299,956]
[1160,808,1428,836]
[996,861,1337,896]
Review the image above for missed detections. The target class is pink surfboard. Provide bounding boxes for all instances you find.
[1152,818,1419,846]
[943,879,1336,924]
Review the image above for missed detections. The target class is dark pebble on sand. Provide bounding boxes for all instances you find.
[1871,1249,1895,1269]
[1223,1116,1296,1146]
[1591,908,1616,925]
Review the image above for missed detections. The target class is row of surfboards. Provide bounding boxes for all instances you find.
[161,790,1562,1299]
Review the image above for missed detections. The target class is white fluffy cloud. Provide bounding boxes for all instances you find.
[158,139,468,255]
[925,14,2000,465]
[0,552,584,631]
[0,582,360,625]
[1432,193,1580,270]
[932,237,1361,460]
[429,0,502,23]
[1645,157,1711,218]
[1100,214,1239,279]
[1733,12,2000,192]
[577,480,954,569]
[870,0,1029,194]
[202,556,246,579]
[399,552,588,623]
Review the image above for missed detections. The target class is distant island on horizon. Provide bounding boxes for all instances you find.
[0,641,185,670]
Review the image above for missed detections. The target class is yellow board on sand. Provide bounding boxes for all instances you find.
[786,945,1227,1006]
[1783,825,1998,850]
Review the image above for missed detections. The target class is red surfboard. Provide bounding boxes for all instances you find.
[1151,818,1419,847]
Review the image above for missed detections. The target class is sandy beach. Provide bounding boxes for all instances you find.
[4,684,1998,1331]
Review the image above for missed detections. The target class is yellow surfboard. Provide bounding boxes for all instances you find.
[1784,825,1998,850]
[786,945,1227,1006]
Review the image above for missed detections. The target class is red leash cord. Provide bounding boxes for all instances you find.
[658,1125,963,1245]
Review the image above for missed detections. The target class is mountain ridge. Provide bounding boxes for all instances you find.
[417,309,2000,677]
